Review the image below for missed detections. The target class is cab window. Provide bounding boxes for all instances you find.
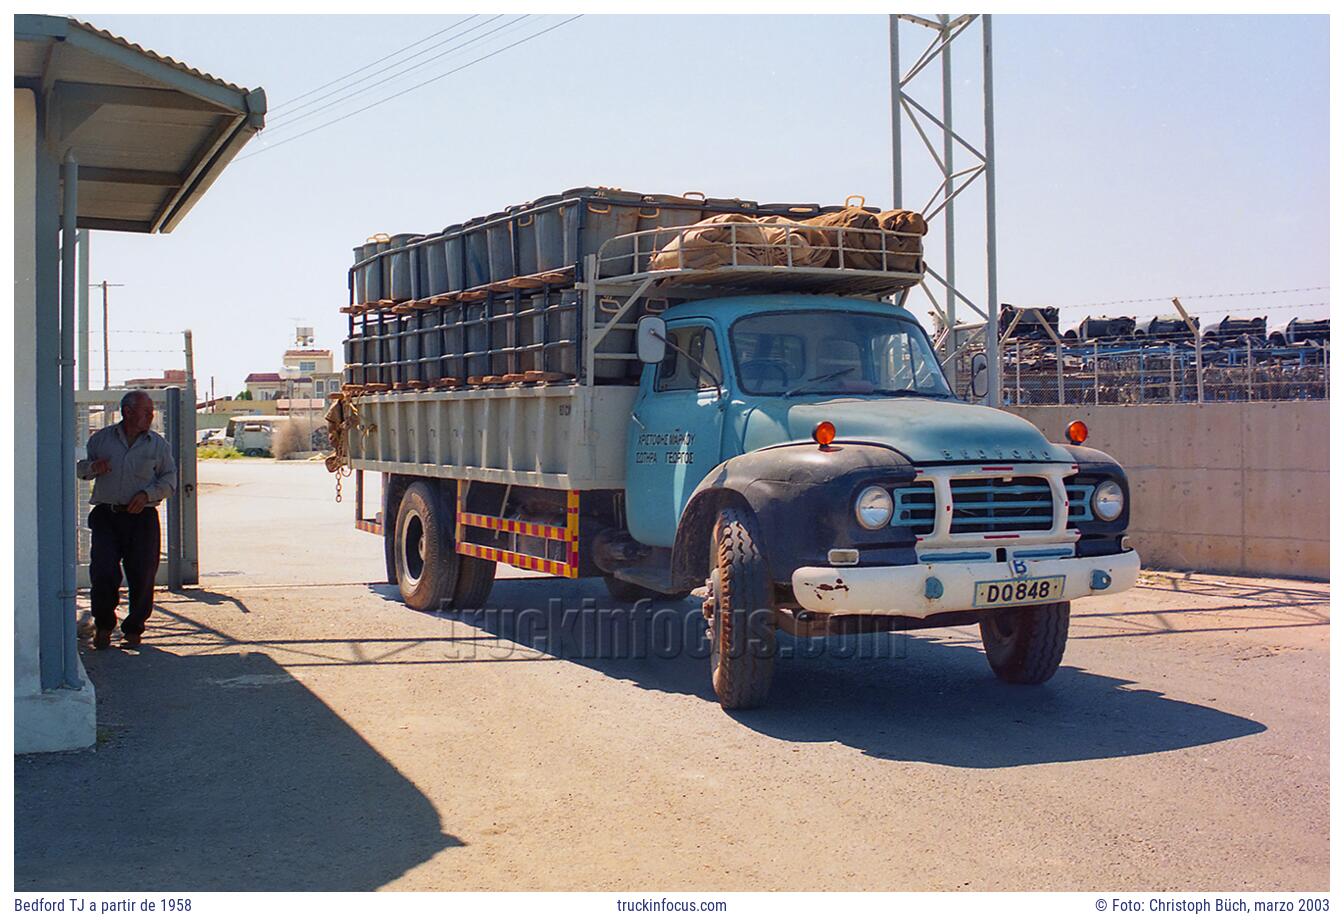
[656,325,722,392]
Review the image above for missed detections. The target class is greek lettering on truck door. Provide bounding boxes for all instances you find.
[625,322,726,548]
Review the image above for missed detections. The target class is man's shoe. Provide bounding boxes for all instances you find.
[122,633,142,649]
[93,629,112,650]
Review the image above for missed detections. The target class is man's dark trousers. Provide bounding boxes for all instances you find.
[89,504,160,636]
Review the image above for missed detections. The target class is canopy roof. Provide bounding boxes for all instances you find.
[14,15,266,233]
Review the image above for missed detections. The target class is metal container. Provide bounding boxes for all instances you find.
[464,217,491,290]
[489,292,513,376]
[444,224,466,293]
[389,233,418,303]
[512,202,539,277]
[532,193,576,272]
[573,189,641,277]
[402,312,422,383]
[485,211,515,284]
[425,235,450,296]
[543,291,579,379]
[464,299,490,380]
[364,236,390,304]
[442,302,465,380]
[351,244,368,306]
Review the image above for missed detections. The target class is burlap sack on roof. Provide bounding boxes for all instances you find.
[803,207,885,270]
[875,209,928,273]
[647,213,772,271]
[753,216,830,268]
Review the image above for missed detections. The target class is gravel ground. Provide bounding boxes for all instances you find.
[14,461,1329,891]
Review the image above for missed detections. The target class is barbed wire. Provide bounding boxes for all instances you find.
[1054,285,1328,309]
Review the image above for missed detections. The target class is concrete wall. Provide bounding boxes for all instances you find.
[1007,402,1328,580]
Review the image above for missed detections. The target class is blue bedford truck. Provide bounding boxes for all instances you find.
[337,190,1140,709]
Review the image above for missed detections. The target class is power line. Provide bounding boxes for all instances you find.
[264,15,528,133]
[238,15,583,161]
[1057,285,1328,310]
[269,16,478,113]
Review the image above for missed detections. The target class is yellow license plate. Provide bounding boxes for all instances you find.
[973,575,1065,608]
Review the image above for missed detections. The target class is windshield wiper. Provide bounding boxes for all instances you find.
[783,367,857,398]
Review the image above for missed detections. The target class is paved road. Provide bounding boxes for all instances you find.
[15,461,1329,891]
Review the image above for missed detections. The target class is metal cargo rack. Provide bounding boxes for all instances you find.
[577,221,924,387]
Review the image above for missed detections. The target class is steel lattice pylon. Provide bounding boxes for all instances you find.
[890,13,1000,404]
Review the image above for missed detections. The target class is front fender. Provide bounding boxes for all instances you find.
[670,441,919,588]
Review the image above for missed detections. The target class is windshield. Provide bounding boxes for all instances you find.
[729,310,953,398]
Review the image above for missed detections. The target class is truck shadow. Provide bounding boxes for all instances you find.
[452,577,1266,769]
[14,646,460,891]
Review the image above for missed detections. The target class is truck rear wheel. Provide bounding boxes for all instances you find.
[707,506,776,710]
[394,482,459,611]
[603,575,690,604]
[451,555,496,612]
[979,601,1070,684]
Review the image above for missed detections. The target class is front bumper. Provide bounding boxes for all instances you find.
[791,549,1140,617]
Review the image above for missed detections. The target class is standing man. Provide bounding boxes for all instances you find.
[77,390,177,649]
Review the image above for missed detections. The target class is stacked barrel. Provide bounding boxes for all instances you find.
[340,189,924,392]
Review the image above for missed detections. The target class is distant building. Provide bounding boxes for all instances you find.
[244,371,285,401]
[282,348,341,399]
[125,368,187,389]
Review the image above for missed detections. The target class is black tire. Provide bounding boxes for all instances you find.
[707,506,776,710]
[979,601,1070,684]
[451,555,496,612]
[393,482,459,611]
[603,575,690,604]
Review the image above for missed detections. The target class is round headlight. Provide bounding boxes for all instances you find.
[1092,480,1125,522]
[855,486,894,530]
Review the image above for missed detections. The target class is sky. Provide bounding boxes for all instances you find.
[82,13,1330,396]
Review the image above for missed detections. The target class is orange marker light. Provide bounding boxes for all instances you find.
[1066,420,1088,445]
[813,420,836,447]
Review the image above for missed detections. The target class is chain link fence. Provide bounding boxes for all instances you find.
[954,340,1329,405]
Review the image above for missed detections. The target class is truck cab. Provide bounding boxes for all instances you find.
[622,295,1138,707]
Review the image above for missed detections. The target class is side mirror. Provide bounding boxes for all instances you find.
[636,315,667,364]
[970,353,989,400]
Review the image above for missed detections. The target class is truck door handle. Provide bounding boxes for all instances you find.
[631,411,646,430]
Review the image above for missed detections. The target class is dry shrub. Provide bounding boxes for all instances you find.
[272,417,319,460]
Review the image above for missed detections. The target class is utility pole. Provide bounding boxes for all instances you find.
[90,280,124,389]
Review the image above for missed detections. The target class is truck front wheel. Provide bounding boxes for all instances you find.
[394,482,459,611]
[979,601,1070,684]
[707,506,776,710]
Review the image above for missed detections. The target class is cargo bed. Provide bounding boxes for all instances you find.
[349,384,635,490]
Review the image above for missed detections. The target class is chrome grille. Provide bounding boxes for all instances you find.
[948,477,1053,533]
[892,476,1058,535]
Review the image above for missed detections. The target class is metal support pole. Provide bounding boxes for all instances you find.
[1014,340,1021,404]
[1093,341,1100,405]
[1056,341,1064,405]
[1172,297,1202,403]
[982,15,1000,406]
[165,386,182,590]
[77,229,89,391]
[100,280,110,388]
[184,329,195,382]
[1169,344,1176,402]
[59,152,81,689]
[889,14,902,209]
[1246,343,1253,401]
[939,14,957,391]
